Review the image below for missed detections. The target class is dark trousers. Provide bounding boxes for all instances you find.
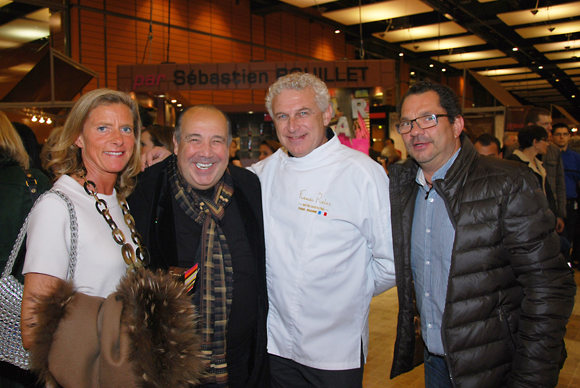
[424,348,453,388]
[269,352,364,388]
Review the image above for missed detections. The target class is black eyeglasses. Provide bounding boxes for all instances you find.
[396,114,450,134]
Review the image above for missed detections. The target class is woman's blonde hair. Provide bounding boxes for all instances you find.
[42,89,141,197]
[0,111,30,169]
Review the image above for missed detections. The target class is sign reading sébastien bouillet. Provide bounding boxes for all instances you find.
[117,60,395,92]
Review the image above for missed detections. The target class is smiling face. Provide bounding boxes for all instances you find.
[75,103,135,186]
[174,107,229,190]
[271,87,332,158]
[400,91,463,179]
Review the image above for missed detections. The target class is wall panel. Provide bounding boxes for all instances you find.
[68,0,355,107]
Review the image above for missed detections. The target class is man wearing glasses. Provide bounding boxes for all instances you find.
[388,81,575,388]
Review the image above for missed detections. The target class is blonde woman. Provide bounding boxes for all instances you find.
[21,89,144,338]
[19,89,202,388]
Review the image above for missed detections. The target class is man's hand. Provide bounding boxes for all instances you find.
[556,217,565,234]
[141,146,172,171]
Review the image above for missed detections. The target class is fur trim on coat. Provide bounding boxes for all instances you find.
[29,269,203,388]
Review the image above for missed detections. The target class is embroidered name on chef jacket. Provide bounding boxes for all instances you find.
[297,189,331,216]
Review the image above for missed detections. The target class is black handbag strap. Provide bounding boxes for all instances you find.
[23,169,39,204]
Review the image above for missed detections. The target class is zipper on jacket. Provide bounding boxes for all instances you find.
[497,307,516,355]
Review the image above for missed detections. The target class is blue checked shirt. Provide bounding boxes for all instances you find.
[411,149,460,356]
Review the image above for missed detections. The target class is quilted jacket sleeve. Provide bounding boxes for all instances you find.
[501,167,576,388]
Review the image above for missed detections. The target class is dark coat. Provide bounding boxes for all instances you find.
[389,135,576,388]
[0,158,51,281]
[127,157,269,388]
[506,152,558,219]
[0,157,50,388]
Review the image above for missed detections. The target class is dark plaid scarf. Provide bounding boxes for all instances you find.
[168,157,234,388]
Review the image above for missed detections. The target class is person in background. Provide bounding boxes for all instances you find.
[138,105,154,128]
[229,138,243,167]
[503,133,518,147]
[527,108,567,233]
[258,139,282,161]
[552,122,580,265]
[504,109,567,232]
[140,124,175,155]
[507,125,558,216]
[12,122,42,171]
[250,72,395,388]
[379,144,402,174]
[474,133,503,158]
[567,135,580,155]
[500,133,518,157]
[128,105,269,387]
[389,81,575,388]
[383,137,402,158]
[0,112,50,388]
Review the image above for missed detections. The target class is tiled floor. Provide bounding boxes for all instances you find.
[363,269,580,387]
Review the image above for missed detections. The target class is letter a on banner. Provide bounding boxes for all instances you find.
[335,116,350,135]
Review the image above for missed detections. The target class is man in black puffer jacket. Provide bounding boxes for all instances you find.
[389,81,575,388]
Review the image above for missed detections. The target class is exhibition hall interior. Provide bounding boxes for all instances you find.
[1,1,580,387]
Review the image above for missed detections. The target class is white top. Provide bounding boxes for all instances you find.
[250,134,396,370]
[23,175,132,297]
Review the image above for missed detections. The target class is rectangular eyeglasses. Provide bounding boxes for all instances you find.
[396,114,450,134]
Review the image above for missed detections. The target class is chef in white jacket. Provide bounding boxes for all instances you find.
[249,72,396,388]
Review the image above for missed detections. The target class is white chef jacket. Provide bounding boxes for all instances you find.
[249,132,396,370]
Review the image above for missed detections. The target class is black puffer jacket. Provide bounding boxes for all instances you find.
[389,134,575,388]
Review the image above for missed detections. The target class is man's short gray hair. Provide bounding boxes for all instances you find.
[265,72,330,117]
[174,105,232,146]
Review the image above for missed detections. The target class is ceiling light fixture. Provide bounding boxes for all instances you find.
[399,52,404,57]
[410,71,415,75]
[538,65,544,69]
[39,117,45,123]
[548,27,555,32]
[512,47,518,51]
[429,63,434,67]
[177,103,182,107]
[556,79,560,82]
[335,29,340,34]
[442,68,446,72]
[171,99,177,103]
[31,116,37,122]
[46,118,52,124]
[573,95,576,98]
[572,127,578,133]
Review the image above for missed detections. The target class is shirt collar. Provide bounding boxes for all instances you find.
[416,148,461,188]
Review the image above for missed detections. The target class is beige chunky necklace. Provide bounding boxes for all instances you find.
[81,172,149,272]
